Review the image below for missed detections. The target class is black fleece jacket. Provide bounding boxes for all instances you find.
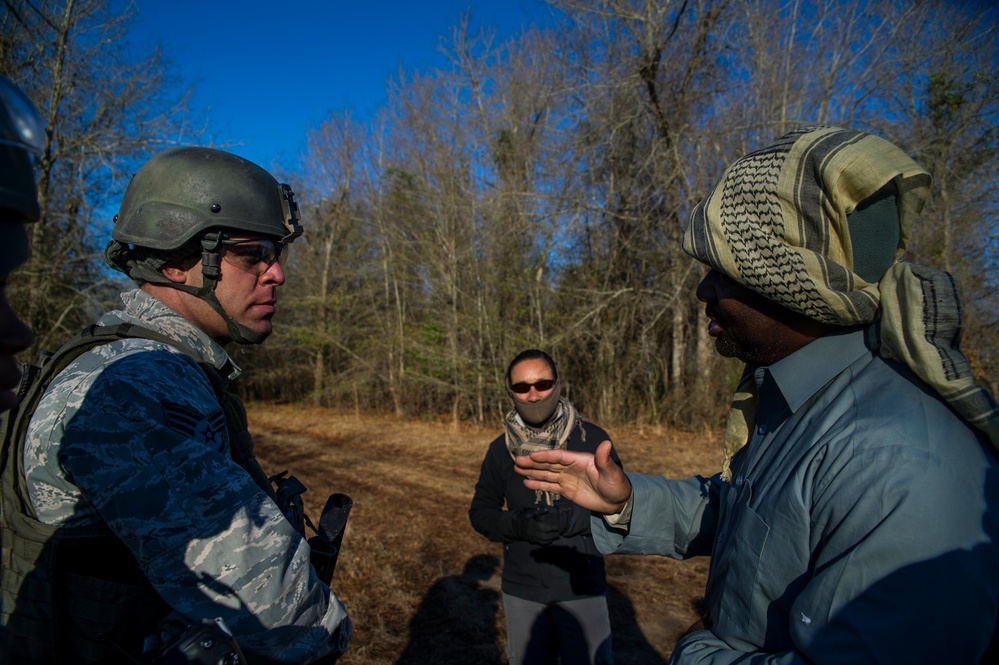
[468,420,621,603]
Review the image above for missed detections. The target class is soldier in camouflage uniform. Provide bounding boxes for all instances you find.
[2,147,352,662]
[0,75,41,414]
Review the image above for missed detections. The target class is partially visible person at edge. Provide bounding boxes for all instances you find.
[0,146,352,663]
[0,75,41,415]
[470,349,619,665]
[513,126,999,663]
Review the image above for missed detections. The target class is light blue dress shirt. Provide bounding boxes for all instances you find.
[593,325,999,663]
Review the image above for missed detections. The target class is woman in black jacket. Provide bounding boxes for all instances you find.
[469,349,618,665]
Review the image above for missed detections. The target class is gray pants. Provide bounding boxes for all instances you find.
[503,593,614,665]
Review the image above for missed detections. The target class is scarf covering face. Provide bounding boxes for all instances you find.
[683,125,999,479]
[505,394,579,506]
[510,378,562,427]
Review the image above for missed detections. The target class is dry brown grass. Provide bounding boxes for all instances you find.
[248,404,722,665]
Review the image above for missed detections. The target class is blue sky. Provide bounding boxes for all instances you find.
[130,0,551,172]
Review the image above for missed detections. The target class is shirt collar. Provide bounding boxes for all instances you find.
[100,289,242,381]
[755,325,873,416]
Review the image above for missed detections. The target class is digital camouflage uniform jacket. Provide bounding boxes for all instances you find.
[15,288,350,662]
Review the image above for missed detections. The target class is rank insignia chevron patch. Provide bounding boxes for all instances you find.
[162,402,229,452]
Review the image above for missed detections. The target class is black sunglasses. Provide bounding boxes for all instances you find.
[510,379,557,394]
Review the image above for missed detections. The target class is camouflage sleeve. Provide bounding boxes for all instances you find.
[53,346,351,662]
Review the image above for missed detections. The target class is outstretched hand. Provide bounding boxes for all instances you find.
[514,440,632,515]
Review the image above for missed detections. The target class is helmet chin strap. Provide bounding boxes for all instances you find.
[194,232,267,345]
[108,234,267,345]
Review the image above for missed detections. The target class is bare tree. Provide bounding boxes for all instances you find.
[257,0,998,426]
[1,0,193,351]
[880,0,999,394]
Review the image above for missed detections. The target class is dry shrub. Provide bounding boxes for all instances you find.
[248,404,722,664]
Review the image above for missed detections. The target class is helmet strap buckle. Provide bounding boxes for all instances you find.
[193,230,267,346]
[200,232,224,281]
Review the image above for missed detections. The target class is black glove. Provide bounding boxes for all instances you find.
[509,505,562,545]
[556,503,575,535]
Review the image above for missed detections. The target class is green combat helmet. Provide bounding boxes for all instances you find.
[0,75,44,278]
[105,147,303,344]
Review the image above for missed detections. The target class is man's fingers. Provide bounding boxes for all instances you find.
[594,440,614,467]
[513,454,538,468]
[514,455,567,473]
[522,478,563,494]
[515,465,562,483]
[526,449,569,465]
[514,456,548,475]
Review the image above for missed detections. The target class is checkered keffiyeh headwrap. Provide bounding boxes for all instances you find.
[683,125,999,479]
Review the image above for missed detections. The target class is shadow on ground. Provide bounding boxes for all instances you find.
[393,556,667,664]
[395,554,504,664]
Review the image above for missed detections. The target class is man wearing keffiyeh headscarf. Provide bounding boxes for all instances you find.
[469,350,620,665]
[513,126,999,664]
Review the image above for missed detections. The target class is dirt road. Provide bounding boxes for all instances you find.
[249,405,715,664]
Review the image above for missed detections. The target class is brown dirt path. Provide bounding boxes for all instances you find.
[248,404,718,664]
